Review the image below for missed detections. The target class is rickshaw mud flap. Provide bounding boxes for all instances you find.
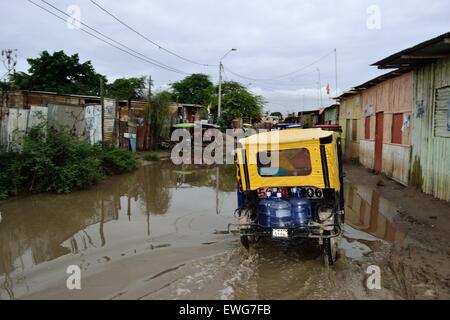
[241,150,250,191]
[230,224,342,239]
[320,145,330,188]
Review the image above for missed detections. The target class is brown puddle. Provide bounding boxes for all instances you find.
[344,182,405,243]
[0,162,237,299]
[0,162,406,299]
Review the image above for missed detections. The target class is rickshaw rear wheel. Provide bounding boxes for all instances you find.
[240,235,259,251]
[240,235,250,250]
[323,234,338,266]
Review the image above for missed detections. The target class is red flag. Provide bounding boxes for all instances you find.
[326,83,331,95]
[319,106,325,115]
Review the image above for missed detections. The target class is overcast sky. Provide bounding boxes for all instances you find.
[1,0,449,114]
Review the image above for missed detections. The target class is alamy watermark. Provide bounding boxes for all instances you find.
[366,265,381,290]
[367,5,381,30]
[66,5,81,30]
[170,127,280,166]
[66,265,81,290]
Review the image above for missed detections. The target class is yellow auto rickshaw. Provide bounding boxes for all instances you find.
[235,129,344,265]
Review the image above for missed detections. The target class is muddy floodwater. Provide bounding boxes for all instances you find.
[0,162,410,299]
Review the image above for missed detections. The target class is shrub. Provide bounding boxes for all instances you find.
[95,142,139,175]
[0,124,138,198]
[0,151,23,199]
[20,127,106,193]
[143,152,160,162]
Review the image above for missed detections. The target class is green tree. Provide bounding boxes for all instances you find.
[171,73,213,106]
[210,81,265,125]
[148,90,174,149]
[11,50,106,96]
[270,112,283,118]
[106,76,146,104]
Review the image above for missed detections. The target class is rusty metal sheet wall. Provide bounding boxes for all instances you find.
[119,121,128,148]
[381,144,411,186]
[360,139,375,169]
[103,98,116,142]
[359,72,414,178]
[7,108,29,149]
[361,71,413,146]
[0,107,8,147]
[324,107,338,124]
[434,86,450,138]
[361,72,413,115]
[339,94,361,160]
[136,125,146,150]
[28,106,48,128]
[47,103,86,138]
[85,104,102,145]
[411,57,450,201]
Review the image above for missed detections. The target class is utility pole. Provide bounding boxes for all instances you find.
[100,78,105,142]
[334,48,338,97]
[1,49,17,144]
[317,67,323,107]
[217,48,237,123]
[1,49,17,79]
[218,63,223,121]
[146,76,152,150]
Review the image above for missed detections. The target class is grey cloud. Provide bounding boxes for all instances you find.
[1,0,449,114]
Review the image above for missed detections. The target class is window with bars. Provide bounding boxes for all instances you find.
[434,86,450,138]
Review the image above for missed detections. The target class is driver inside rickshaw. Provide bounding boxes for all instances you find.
[257,148,312,177]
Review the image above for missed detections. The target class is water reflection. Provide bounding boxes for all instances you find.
[344,182,405,243]
[0,162,236,299]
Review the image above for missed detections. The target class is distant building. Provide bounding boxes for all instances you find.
[284,110,321,128]
[260,114,280,125]
[0,90,164,151]
[0,90,117,147]
[336,90,361,161]
[173,103,205,123]
[321,104,340,125]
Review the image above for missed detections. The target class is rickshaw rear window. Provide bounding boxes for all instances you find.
[257,148,312,177]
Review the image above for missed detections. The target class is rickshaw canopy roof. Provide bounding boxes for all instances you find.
[172,123,195,129]
[239,128,334,146]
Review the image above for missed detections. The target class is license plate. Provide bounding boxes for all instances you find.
[272,229,288,238]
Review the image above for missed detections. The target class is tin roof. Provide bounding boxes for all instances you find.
[353,68,411,91]
[239,128,333,145]
[372,32,450,69]
[335,90,359,99]
[9,89,101,100]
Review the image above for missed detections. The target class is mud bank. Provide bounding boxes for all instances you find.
[344,163,450,299]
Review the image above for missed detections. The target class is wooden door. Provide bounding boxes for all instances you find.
[374,112,384,173]
[345,119,351,157]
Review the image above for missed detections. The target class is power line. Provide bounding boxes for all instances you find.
[1,71,10,80]
[39,0,188,74]
[225,67,318,89]
[224,50,335,83]
[28,0,189,75]
[89,0,217,67]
